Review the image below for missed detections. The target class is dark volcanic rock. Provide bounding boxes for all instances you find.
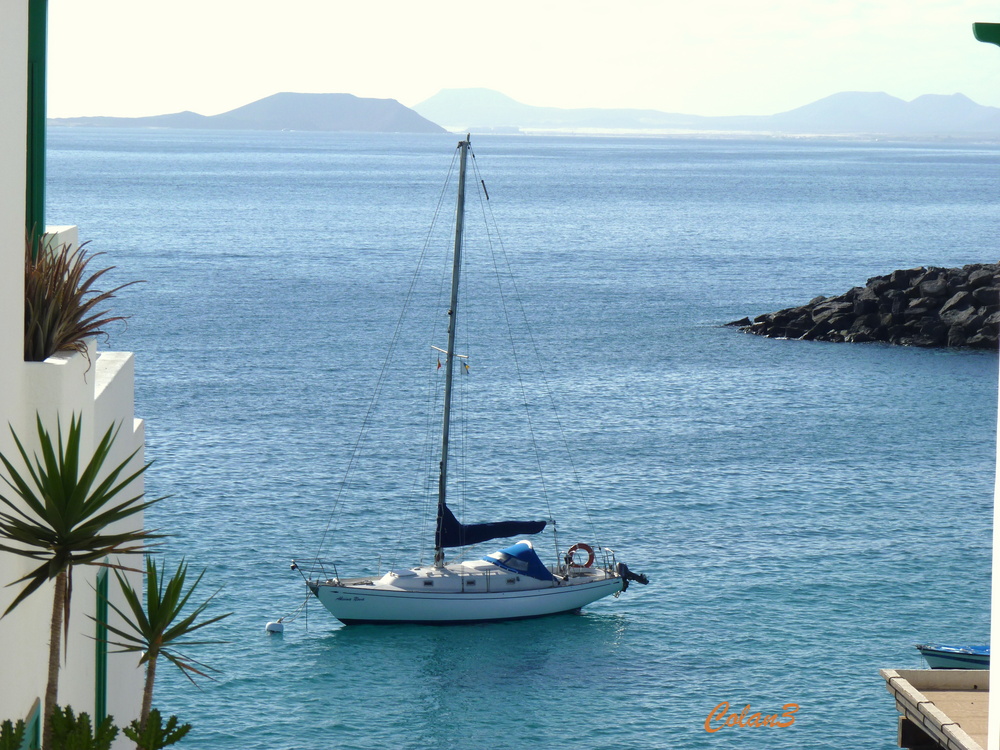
[731,262,1000,349]
[919,277,950,297]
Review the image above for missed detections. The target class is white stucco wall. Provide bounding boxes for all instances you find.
[0,341,147,740]
[0,2,145,743]
[0,0,41,732]
[0,0,27,401]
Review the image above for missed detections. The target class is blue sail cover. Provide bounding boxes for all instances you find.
[435,502,546,549]
[483,541,556,581]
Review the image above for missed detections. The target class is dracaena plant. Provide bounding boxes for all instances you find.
[24,235,141,362]
[0,414,164,750]
[100,556,230,732]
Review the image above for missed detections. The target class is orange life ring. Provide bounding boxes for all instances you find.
[567,542,595,568]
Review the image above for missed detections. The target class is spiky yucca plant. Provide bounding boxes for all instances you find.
[24,236,140,362]
[101,557,230,731]
[0,415,164,750]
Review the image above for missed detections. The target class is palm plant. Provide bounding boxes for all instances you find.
[101,556,230,732]
[0,414,164,750]
[24,236,141,362]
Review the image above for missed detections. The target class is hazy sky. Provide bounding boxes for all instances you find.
[46,0,1000,119]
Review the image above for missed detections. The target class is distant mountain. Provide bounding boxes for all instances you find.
[414,88,1000,137]
[51,89,1000,138]
[413,88,706,132]
[51,93,446,134]
[763,92,1000,134]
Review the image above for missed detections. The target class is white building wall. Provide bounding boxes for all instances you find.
[0,1,145,743]
[0,0,27,401]
[0,0,45,731]
[1,343,148,741]
[92,348,147,726]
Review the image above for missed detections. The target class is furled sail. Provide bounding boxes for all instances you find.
[435,502,546,549]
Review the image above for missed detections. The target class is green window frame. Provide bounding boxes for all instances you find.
[95,567,109,723]
[26,0,47,245]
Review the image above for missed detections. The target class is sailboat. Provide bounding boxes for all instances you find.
[302,136,648,625]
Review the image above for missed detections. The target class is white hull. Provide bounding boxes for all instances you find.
[310,568,623,625]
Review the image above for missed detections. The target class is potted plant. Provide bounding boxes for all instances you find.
[23,235,139,363]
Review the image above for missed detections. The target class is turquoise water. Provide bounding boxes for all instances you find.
[47,130,998,749]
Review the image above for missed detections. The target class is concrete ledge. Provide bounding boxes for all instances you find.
[881,669,988,750]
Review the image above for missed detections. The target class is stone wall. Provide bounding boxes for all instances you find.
[730,263,1000,348]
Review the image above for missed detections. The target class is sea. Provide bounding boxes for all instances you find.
[46,128,999,750]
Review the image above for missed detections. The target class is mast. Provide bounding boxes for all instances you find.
[435,135,470,567]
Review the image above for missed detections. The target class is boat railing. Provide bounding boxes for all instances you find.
[547,546,618,581]
[601,547,618,572]
[294,558,342,583]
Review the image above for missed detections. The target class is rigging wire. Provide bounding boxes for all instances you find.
[468,147,604,551]
[310,140,604,579]
[311,146,462,572]
[456,252,472,562]
[468,148,555,528]
[410,208,461,569]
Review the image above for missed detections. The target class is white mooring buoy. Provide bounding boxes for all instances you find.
[265,620,284,634]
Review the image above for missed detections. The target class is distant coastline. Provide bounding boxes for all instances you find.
[49,92,445,135]
[49,89,1000,140]
[412,89,1000,139]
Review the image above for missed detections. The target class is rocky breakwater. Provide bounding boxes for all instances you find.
[730,263,1000,349]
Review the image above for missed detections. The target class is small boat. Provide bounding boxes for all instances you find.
[915,643,989,669]
[299,137,648,625]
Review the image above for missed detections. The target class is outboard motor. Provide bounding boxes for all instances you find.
[617,562,649,592]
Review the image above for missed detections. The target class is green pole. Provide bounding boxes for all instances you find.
[26,0,47,254]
